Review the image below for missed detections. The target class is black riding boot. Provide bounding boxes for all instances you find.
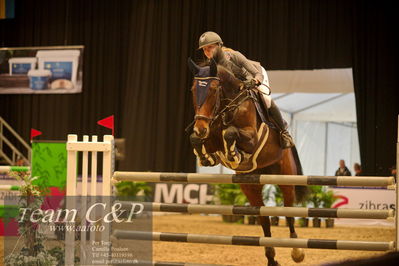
[268,100,295,149]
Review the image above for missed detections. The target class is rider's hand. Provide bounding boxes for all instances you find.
[244,79,260,89]
[253,79,261,86]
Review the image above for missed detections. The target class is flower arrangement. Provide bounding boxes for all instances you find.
[4,171,63,265]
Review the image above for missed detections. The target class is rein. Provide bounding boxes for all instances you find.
[212,85,256,126]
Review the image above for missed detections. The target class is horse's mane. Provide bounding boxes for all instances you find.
[216,65,241,89]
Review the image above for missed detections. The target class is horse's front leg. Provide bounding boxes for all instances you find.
[223,126,257,168]
[190,133,219,167]
[222,126,242,169]
[240,184,280,266]
[280,185,305,263]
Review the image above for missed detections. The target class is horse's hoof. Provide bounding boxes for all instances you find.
[291,248,305,263]
[200,159,213,167]
[200,159,210,166]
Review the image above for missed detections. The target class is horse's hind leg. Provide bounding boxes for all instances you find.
[240,184,280,266]
[280,185,305,263]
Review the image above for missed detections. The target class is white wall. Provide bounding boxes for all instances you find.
[293,121,360,176]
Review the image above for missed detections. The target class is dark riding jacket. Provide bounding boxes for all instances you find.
[211,46,264,82]
[335,167,352,176]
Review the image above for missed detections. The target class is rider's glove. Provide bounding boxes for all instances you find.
[243,79,260,89]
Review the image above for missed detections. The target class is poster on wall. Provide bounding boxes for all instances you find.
[0,45,83,94]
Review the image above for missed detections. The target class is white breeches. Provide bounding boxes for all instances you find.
[259,66,272,109]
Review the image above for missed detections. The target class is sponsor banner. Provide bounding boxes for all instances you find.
[331,187,395,226]
[152,183,214,204]
[0,46,83,94]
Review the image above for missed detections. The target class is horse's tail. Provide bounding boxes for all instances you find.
[292,146,310,204]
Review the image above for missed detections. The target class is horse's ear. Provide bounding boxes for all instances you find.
[210,58,217,77]
[188,58,200,75]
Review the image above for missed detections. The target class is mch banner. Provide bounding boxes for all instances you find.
[0,45,84,94]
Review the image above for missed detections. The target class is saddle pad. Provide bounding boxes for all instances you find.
[216,122,270,173]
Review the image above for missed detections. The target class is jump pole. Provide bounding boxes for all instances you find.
[133,261,230,266]
[113,230,394,252]
[113,172,394,187]
[117,201,394,219]
[0,166,30,174]
[0,185,20,191]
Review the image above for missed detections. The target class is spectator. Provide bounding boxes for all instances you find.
[335,159,352,176]
[353,163,362,176]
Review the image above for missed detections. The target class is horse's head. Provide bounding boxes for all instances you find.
[188,58,221,139]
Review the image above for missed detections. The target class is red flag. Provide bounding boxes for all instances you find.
[30,128,42,140]
[97,115,114,136]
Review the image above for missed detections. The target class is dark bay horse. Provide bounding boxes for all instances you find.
[188,58,309,266]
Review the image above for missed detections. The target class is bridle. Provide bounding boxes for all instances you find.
[193,77,221,123]
[185,78,257,133]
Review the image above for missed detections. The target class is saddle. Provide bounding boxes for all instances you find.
[249,89,276,130]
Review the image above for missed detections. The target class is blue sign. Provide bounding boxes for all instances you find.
[29,76,49,90]
[44,61,73,81]
[11,63,32,74]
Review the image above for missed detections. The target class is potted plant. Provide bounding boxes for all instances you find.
[114,181,152,218]
[262,185,283,226]
[246,201,258,225]
[247,215,258,225]
[298,216,309,227]
[5,171,72,265]
[298,200,309,227]
[216,184,247,223]
[115,181,152,198]
[308,186,323,227]
[321,188,337,228]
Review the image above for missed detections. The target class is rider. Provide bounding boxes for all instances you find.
[198,31,294,149]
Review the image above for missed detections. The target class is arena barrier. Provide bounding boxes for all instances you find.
[65,126,399,265]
